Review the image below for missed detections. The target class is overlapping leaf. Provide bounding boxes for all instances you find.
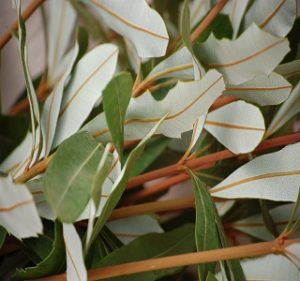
[195,24,290,84]
[245,0,296,37]
[224,72,292,106]
[205,101,265,154]
[0,176,42,239]
[267,80,300,137]
[84,70,225,142]
[275,59,300,78]
[88,0,169,58]
[210,142,300,202]
[53,43,118,147]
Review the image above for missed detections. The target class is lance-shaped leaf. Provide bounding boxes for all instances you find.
[224,72,292,106]
[12,221,65,280]
[245,0,296,37]
[15,0,42,167]
[210,142,300,202]
[103,72,133,161]
[86,116,166,252]
[146,47,194,82]
[223,0,250,38]
[94,224,195,281]
[194,24,290,84]
[204,101,265,154]
[107,215,164,245]
[42,43,79,157]
[275,59,300,78]
[88,0,169,58]
[231,203,299,241]
[47,0,76,84]
[267,80,300,137]
[63,224,87,281]
[84,70,225,142]
[44,131,104,223]
[53,44,118,148]
[0,176,42,239]
[190,171,220,281]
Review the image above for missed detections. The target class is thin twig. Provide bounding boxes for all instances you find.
[0,0,46,50]
[34,238,300,281]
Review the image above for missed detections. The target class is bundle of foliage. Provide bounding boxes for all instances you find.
[1,0,300,280]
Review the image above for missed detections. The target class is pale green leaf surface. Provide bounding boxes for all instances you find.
[47,0,76,84]
[275,59,300,78]
[63,223,87,281]
[189,0,210,28]
[245,0,296,37]
[107,215,164,245]
[210,142,300,201]
[195,24,290,84]
[53,44,118,148]
[94,224,195,281]
[224,72,292,106]
[267,80,300,137]
[223,0,250,38]
[190,172,220,281]
[44,131,104,223]
[146,47,194,82]
[205,101,265,154]
[0,176,42,239]
[103,72,133,160]
[84,70,225,141]
[88,0,169,58]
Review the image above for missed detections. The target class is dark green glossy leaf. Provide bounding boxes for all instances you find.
[12,221,65,281]
[103,72,133,161]
[44,131,103,222]
[206,271,218,281]
[94,224,196,281]
[190,171,219,281]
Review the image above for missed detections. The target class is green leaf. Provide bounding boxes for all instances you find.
[12,221,65,281]
[180,0,193,55]
[103,72,133,162]
[206,271,218,281]
[195,14,233,43]
[44,131,104,222]
[86,115,167,253]
[0,226,6,249]
[128,137,169,177]
[94,224,196,281]
[189,171,219,281]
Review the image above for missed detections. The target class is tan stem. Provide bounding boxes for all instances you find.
[0,0,46,50]
[34,238,300,281]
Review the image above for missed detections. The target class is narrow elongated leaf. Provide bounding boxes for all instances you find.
[0,176,42,239]
[47,0,76,84]
[146,47,194,82]
[205,101,265,154]
[15,0,42,167]
[94,224,195,281]
[224,72,292,106]
[107,215,164,245]
[195,24,290,84]
[231,203,299,241]
[12,221,65,280]
[103,72,133,160]
[267,80,300,137]
[84,70,225,142]
[275,59,300,78]
[53,44,118,148]
[42,44,79,156]
[89,0,169,58]
[189,0,210,28]
[63,224,87,281]
[86,116,166,251]
[0,227,6,249]
[44,132,104,223]
[190,172,219,281]
[181,0,193,55]
[245,0,296,37]
[223,0,249,38]
[210,142,300,202]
